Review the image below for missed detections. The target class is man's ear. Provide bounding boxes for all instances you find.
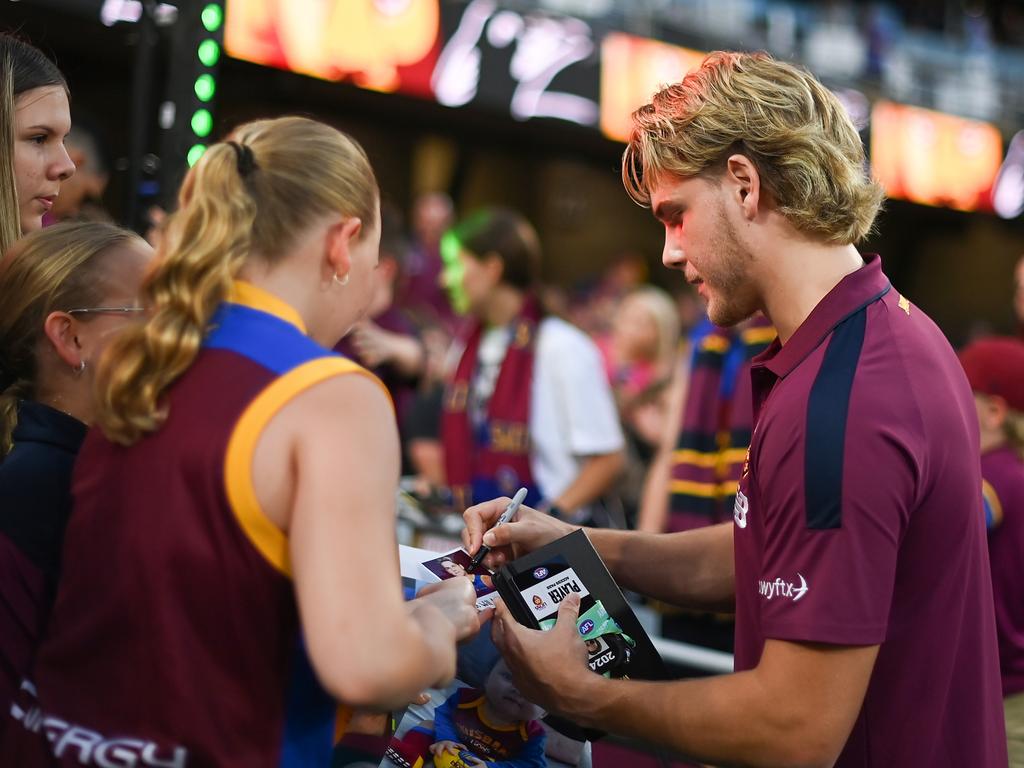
[725,154,762,221]
[42,311,82,369]
[325,217,363,281]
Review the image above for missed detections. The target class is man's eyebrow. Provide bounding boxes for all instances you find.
[653,201,683,222]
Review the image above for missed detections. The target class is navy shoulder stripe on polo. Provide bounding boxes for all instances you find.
[804,307,868,529]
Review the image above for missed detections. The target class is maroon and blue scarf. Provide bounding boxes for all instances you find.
[442,299,543,510]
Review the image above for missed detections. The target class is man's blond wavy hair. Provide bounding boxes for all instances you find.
[95,116,377,445]
[622,51,884,245]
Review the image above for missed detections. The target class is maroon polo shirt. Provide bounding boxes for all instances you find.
[733,255,1007,766]
[983,444,1024,697]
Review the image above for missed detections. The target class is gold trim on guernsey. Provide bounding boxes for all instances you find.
[222,281,393,575]
[229,280,308,332]
[225,360,386,741]
[668,479,740,498]
[225,356,389,576]
[334,706,353,743]
[222,283,389,745]
[982,479,1004,527]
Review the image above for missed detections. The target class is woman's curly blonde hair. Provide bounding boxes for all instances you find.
[623,51,884,245]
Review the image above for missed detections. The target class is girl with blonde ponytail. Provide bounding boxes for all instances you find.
[0,220,153,714]
[9,116,479,768]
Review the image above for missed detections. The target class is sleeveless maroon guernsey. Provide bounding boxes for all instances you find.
[5,282,388,768]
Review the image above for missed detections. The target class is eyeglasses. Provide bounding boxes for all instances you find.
[65,307,147,316]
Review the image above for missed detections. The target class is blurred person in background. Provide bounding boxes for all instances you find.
[440,207,624,524]
[466,51,1006,767]
[597,284,680,407]
[961,337,1024,767]
[6,118,481,767]
[0,33,75,254]
[399,191,456,330]
[395,193,457,492]
[595,285,681,525]
[0,221,152,718]
[402,323,452,491]
[635,313,774,655]
[47,120,111,224]
[568,251,648,338]
[638,313,775,536]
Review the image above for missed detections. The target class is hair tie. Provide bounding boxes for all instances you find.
[227,141,258,177]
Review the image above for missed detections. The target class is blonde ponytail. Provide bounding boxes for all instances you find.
[96,116,378,445]
[96,143,256,443]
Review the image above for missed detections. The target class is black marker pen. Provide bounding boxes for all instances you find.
[468,487,528,572]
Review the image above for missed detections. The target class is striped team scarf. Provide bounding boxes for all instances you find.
[667,314,775,532]
[441,298,543,511]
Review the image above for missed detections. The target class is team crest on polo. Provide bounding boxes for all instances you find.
[734,489,749,529]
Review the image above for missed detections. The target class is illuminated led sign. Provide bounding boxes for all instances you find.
[225,0,441,94]
[225,0,599,124]
[599,32,704,142]
[871,100,1003,213]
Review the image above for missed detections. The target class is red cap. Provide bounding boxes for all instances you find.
[960,337,1024,412]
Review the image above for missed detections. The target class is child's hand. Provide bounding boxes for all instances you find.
[430,740,467,757]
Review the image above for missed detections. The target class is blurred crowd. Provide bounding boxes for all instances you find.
[2,27,1024,768]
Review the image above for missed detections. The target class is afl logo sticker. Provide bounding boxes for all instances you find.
[578,619,595,635]
[533,567,548,580]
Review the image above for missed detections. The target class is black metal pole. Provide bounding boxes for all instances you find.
[125,0,160,233]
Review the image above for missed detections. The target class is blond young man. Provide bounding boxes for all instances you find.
[465,52,1008,767]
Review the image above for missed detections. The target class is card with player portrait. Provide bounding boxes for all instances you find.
[419,547,500,612]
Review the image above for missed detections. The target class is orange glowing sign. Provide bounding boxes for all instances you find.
[225,0,440,94]
[599,32,705,142]
[871,101,1003,213]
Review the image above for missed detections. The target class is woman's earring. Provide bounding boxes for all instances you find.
[74,360,87,375]
[332,272,350,287]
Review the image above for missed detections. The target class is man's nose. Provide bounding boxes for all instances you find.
[663,245,686,269]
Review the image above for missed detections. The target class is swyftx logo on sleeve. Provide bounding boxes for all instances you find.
[758,573,809,602]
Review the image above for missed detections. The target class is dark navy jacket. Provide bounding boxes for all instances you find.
[0,400,87,706]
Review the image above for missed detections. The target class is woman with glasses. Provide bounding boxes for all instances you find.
[0,33,77,255]
[8,117,480,768]
[0,220,153,712]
